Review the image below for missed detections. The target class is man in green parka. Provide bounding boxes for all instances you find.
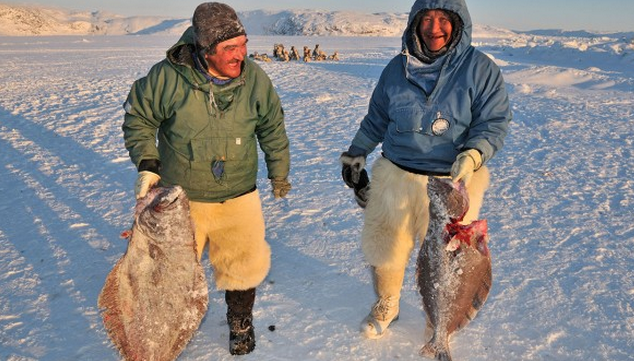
[122,2,291,355]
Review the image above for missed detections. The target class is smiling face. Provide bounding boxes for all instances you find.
[203,35,248,79]
[418,9,454,52]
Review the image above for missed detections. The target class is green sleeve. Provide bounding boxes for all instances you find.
[121,63,168,168]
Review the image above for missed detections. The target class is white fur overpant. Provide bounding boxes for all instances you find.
[361,157,490,272]
[189,190,271,291]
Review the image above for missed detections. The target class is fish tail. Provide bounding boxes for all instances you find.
[420,342,436,358]
[420,342,453,361]
[437,351,453,361]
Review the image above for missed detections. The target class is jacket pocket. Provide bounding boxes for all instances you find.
[190,138,224,162]
[391,107,426,134]
[190,135,255,162]
[189,136,257,186]
[226,134,256,161]
[390,105,454,138]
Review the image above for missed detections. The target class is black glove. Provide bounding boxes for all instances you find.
[340,151,370,208]
[340,151,367,188]
[353,180,370,209]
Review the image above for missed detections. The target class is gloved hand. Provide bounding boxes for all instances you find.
[271,178,292,199]
[451,149,482,186]
[353,172,370,208]
[340,151,367,188]
[135,171,161,199]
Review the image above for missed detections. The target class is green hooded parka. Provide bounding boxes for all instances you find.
[123,27,290,202]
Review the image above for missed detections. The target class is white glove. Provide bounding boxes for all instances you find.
[135,171,161,199]
[451,149,482,186]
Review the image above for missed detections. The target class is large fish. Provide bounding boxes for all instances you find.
[416,177,492,361]
[98,186,208,361]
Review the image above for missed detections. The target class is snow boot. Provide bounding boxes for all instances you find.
[226,288,256,355]
[361,295,400,339]
[360,266,404,339]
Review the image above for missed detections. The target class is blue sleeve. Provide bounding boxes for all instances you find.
[464,58,512,163]
[350,69,391,156]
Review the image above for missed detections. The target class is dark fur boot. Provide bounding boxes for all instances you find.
[226,288,256,355]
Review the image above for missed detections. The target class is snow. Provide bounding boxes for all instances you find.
[1,22,634,361]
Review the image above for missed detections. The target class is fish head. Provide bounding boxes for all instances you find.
[134,186,193,241]
[135,186,186,214]
[427,177,470,222]
[150,186,186,212]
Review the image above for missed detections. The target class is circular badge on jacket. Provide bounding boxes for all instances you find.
[431,117,450,136]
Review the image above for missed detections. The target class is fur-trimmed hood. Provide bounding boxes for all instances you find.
[402,0,472,62]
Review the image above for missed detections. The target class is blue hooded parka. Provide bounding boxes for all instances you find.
[350,0,511,174]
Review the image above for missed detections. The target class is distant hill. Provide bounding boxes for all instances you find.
[0,3,408,36]
[5,3,628,40]
[239,9,408,36]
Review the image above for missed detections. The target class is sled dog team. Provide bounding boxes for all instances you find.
[250,43,339,63]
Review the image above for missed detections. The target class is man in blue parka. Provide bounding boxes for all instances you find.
[340,0,511,338]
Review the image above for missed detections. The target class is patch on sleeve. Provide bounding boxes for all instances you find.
[123,100,132,113]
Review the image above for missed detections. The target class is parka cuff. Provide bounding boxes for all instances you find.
[138,159,161,174]
[464,139,493,164]
[350,131,379,156]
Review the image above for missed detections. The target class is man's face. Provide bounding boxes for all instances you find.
[204,35,248,79]
[418,10,453,52]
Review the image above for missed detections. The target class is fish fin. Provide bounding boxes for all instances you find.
[455,269,492,332]
[424,320,434,341]
[456,313,473,331]
[98,260,133,357]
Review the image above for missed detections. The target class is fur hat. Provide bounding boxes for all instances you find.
[192,2,246,51]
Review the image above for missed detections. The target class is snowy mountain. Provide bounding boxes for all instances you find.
[0,3,93,35]
[0,3,407,36]
[239,9,408,37]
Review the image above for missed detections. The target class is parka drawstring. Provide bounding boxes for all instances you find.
[192,83,201,100]
[209,91,218,115]
[192,81,218,115]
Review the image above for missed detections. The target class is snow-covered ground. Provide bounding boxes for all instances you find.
[1,29,633,360]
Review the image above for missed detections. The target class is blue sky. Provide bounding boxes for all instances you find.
[26,0,634,31]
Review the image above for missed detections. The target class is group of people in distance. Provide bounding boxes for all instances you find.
[251,43,340,62]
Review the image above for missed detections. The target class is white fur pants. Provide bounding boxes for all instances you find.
[189,190,271,291]
[361,157,490,271]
